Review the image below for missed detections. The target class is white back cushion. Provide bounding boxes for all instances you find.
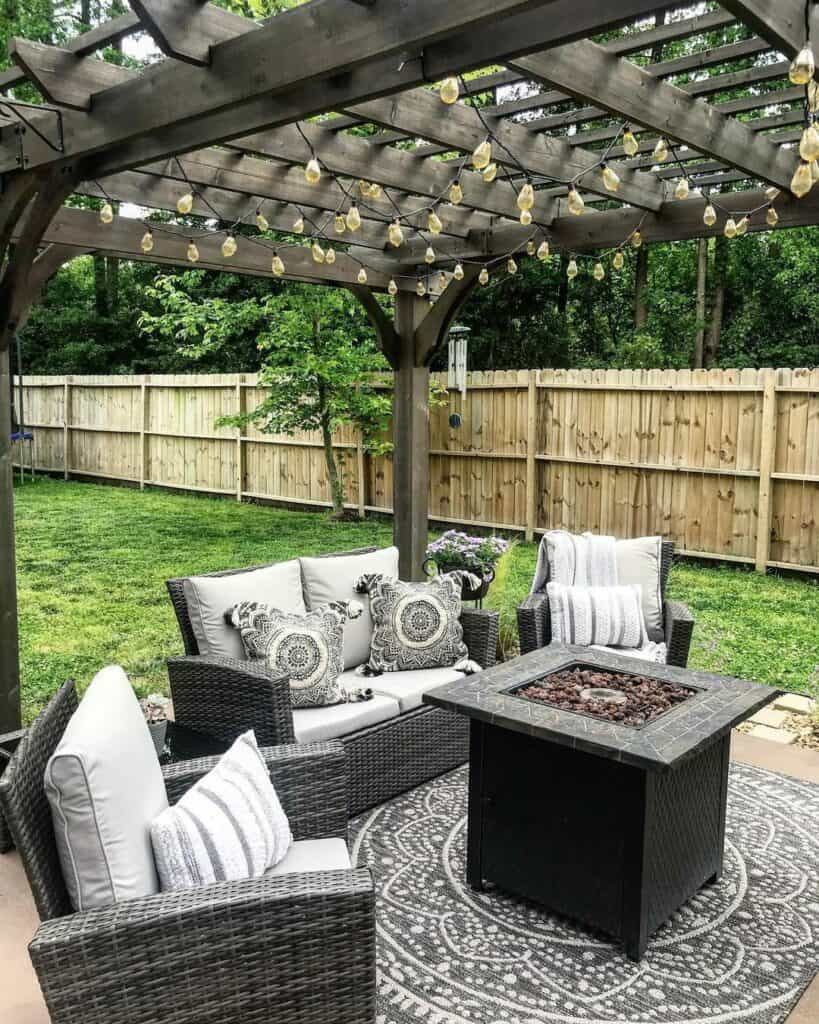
[300,547,399,668]
[183,560,306,659]
[44,665,169,911]
[615,537,664,642]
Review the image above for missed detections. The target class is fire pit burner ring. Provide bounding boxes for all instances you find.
[580,686,628,706]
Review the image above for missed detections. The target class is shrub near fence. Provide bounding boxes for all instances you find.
[11,368,819,574]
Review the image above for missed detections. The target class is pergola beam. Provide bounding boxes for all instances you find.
[129,0,254,66]
[721,1,819,67]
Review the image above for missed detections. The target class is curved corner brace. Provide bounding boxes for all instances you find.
[414,264,481,367]
[346,283,400,370]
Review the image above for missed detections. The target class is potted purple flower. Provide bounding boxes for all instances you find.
[139,693,170,757]
[424,530,509,602]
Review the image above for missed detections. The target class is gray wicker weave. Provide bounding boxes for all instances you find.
[0,679,376,1024]
[166,551,499,816]
[516,540,695,668]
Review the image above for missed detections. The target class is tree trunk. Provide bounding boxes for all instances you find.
[705,235,728,368]
[106,256,119,311]
[634,245,648,329]
[320,409,345,519]
[693,237,708,368]
[557,253,568,314]
[93,255,108,316]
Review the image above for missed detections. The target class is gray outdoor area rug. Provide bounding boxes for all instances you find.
[350,763,819,1024]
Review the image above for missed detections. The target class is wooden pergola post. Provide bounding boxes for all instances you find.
[0,342,20,732]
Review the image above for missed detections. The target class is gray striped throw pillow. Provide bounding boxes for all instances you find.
[546,582,648,649]
[150,731,292,892]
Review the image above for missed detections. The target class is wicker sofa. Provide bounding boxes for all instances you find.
[0,679,376,1024]
[167,548,499,816]
[517,539,695,667]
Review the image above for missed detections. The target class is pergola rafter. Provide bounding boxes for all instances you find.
[1,0,819,733]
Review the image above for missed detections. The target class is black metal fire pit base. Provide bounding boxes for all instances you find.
[468,719,729,961]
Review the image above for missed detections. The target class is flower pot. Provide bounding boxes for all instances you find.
[423,559,495,602]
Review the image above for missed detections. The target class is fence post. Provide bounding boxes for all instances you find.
[139,376,149,490]
[755,368,777,573]
[235,375,245,502]
[525,370,537,542]
[63,376,71,480]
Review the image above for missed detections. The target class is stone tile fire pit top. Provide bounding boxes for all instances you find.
[423,645,781,772]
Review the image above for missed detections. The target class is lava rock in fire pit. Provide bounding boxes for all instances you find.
[513,666,695,727]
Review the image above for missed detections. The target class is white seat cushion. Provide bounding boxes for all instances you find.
[342,666,464,713]
[300,547,399,669]
[183,560,306,660]
[267,838,351,876]
[292,693,400,743]
[44,665,169,911]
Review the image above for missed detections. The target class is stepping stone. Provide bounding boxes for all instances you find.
[749,707,790,729]
[747,724,798,745]
[773,693,816,716]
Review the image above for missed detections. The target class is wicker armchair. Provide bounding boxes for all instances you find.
[166,550,499,816]
[517,540,694,667]
[0,679,376,1024]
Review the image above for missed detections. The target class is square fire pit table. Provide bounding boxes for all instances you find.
[423,645,780,961]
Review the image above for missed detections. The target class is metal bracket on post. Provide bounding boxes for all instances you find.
[0,99,65,167]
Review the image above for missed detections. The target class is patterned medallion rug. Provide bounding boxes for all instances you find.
[350,763,819,1024]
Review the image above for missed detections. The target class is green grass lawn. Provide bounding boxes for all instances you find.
[13,478,819,723]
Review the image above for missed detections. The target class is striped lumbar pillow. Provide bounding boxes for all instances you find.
[150,731,292,892]
[546,582,648,650]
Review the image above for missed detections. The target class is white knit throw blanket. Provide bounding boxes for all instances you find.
[532,530,666,663]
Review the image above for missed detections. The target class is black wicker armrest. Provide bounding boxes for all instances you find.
[664,600,695,668]
[167,654,295,747]
[517,592,551,655]
[460,607,500,667]
[30,868,376,1024]
[162,741,348,842]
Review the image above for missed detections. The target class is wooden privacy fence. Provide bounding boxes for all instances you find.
[11,368,819,574]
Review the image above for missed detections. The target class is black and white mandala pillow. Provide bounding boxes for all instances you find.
[354,572,480,673]
[227,599,363,708]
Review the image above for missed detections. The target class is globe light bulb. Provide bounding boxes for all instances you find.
[359,179,370,197]
[735,216,749,237]
[567,188,585,216]
[221,234,237,258]
[271,253,285,277]
[567,258,578,280]
[334,214,346,234]
[449,180,464,205]
[517,182,535,211]
[612,250,624,271]
[304,157,321,184]
[368,182,382,199]
[800,123,819,162]
[427,209,443,235]
[703,203,717,226]
[789,45,816,86]
[99,201,113,224]
[453,262,465,280]
[479,267,489,286]
[255,209,269,232]
[357,267,368,284]
[593,262,605,281]
[482,163,498,183]
[526,239,536,256]
[723,218,737,239]
[653,137,669,163]
[293,216,305,234]
[507,257,518,275]
[622,128,639,157]
[140,230,154,253]
[765,185,780,201]
[440,76,459,105]
[187,240,199,262]
[388,220,404,248]
[536,240,550,261]
[674,177,690,200]
[520,209,532,226]
[601,165,620,193]
[809,80,819,113]
[438,271,448,290]
[766,206,779,227]
[416,280,426,297]
[472,138,492,171]
[791,160,814,198]
[325,247,336,265]
[424,245,436,265]
[812,160,819,182]
[346,204,362,232]
[311,241,325,263]
[631,230,643,248]
[177,192,194,215]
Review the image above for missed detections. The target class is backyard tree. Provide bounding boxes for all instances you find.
[139,275,392,518]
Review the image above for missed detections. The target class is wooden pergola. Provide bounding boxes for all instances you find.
[1,0,818,731]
